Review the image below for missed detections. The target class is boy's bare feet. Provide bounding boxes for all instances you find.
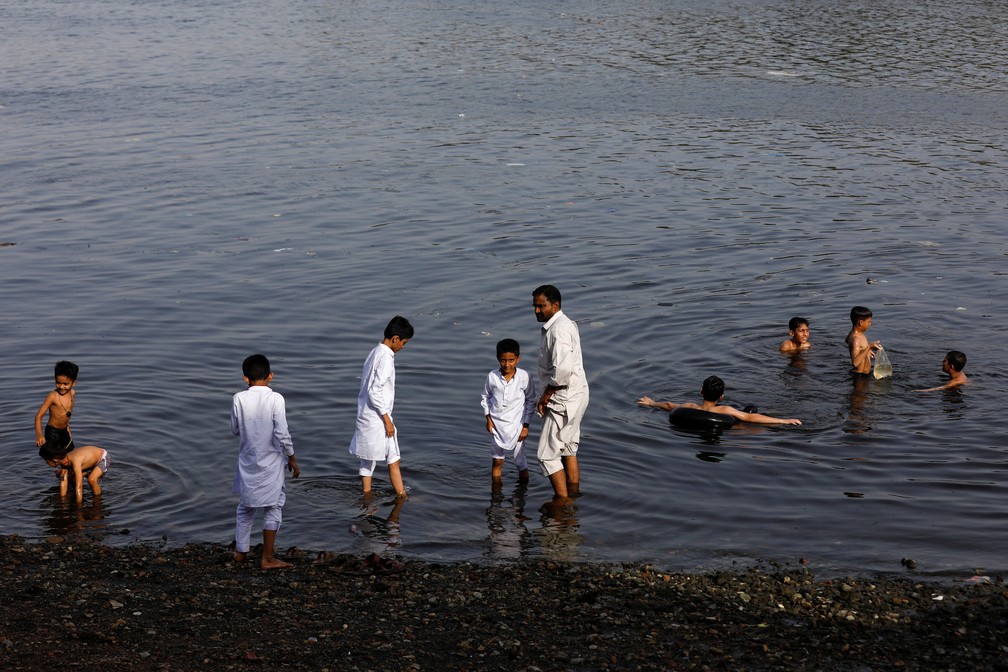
[261,557,292,570]
[233,551,247,563]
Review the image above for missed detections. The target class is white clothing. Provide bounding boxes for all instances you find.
[358,437,402,477]
[348,343,399,462]
[537,310,589,475]
[235,501,283,553]
[480,367,536,452]
[490,440,529,471]
[231,385,294,508]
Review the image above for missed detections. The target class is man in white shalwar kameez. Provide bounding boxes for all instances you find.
[348,316,414,497]
[231,354,300,569]
[532,284,589,500]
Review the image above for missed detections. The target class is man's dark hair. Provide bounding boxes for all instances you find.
[532,284,562,306]
[945,350,967,372]
[701,375,725,402]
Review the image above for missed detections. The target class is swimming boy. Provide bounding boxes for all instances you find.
[348,316,414,498]
[481,338,536,485]
[779,317,811,353]
[637,375,802,425]
[231,354,300,570]
[915,350,968,392]
[39,444,109,502]
[34,360,79,455]
[845,306,882,374]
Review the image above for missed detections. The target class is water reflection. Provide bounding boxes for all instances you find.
[43,492,108,539]
[535,496,583,562]
[350,492,406,552]
[483,482,532,560]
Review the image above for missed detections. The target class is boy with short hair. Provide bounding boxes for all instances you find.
[779,317,811,353]
[348,316,414,498]
[637,375,802,425]
[39,444,109,502]
[481,338,536,485]
[915,350,968,392]
[34,360,79,455]
[231,354,300,570]
[845,306,882,374]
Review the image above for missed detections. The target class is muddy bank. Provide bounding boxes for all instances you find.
[1,535,1005,671]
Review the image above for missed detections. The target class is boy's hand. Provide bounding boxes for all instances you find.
[287,456,300,479]
[637,396,655,408]
[36,435,45,447]
[518,425,529,442]
[383,416,396,437]
[485,417,495,434]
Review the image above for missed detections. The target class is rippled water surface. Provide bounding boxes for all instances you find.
[2,0,1006,577]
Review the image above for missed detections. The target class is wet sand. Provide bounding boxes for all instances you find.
[1,535,1005,671]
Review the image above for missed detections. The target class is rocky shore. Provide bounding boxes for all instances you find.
[1,535,1005,671]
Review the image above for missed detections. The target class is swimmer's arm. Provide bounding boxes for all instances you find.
[34,394,55,446]
[729,408,802,426]
[637,396,679,412]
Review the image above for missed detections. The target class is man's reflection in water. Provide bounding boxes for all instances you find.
[535,493,583,562]
[484,482,532,560]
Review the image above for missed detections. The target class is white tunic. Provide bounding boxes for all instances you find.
[481,367,536,451]
[348,343,398,461]
[538,309,589,442]
[231,386,294,508]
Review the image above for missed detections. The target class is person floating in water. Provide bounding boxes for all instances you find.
[637,375,802,425]
[915,350,968,392]
[779,316,811,353]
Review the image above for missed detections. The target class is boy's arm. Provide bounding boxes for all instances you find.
[728,407,802,426]
[57,467,68,497]
[481,376,494,433]
[287,455,300,478]
[34,395,54,446]
[637,396,679,412]
[72,457,85,501]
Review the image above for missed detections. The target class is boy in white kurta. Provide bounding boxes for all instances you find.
[348,316,414,497]
[231,354,300,569]
[481,338,536,484]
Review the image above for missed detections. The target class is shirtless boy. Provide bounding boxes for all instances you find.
[34,360,78,455]
[845,306,882,374]
[40,444,109,502]
[779,317,811,353]
[638,375,801,425]
[915,350,968,392]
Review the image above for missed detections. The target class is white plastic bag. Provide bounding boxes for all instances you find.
[873,347,893,379]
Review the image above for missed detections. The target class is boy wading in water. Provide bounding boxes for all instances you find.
[231,354,300,569]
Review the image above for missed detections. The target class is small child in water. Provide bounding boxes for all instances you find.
[915,350,968,392]
[638,376,801,425]
[779,317,811,353]
[845,306,882,374]
[480,338,536,485]
[40,444,109,502]
[34,360,79,456]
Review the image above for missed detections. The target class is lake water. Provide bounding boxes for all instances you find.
[2,0,1006,578]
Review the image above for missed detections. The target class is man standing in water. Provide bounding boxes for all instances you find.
[532,284,589,501]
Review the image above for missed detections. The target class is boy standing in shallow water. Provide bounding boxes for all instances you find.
[348,316,414,498]
[231,354,300,569]
[845,306,882,374]
[40,444,109,502]
[481,338,536,485]
[34,360,79,455]
[915,350,968,392]
[779,317,811,353]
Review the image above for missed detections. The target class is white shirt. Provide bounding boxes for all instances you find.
[348,343,397,460]
[538,309,589,410]
[231,385,294,508]
[481,367,536,451]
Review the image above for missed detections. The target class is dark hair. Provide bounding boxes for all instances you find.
[54,360,79,381]
[850,306,872,325]
[532,284,562,306]
[242,354,271,382]
[496,338,520,358]
[788,316,809,331]
[945,350,966,372]
[384,315,415,341]
[701,375,725,402]
[38,443,68,462]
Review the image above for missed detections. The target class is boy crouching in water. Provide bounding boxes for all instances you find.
[231,354,300,569]
[40,443,109,502]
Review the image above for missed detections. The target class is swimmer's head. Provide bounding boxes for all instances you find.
[944,350,966,373]
[701,375,725,402]
[850,306,872,326]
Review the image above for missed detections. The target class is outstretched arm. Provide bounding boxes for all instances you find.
[637,396,680,412]
[731,409,801,426]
